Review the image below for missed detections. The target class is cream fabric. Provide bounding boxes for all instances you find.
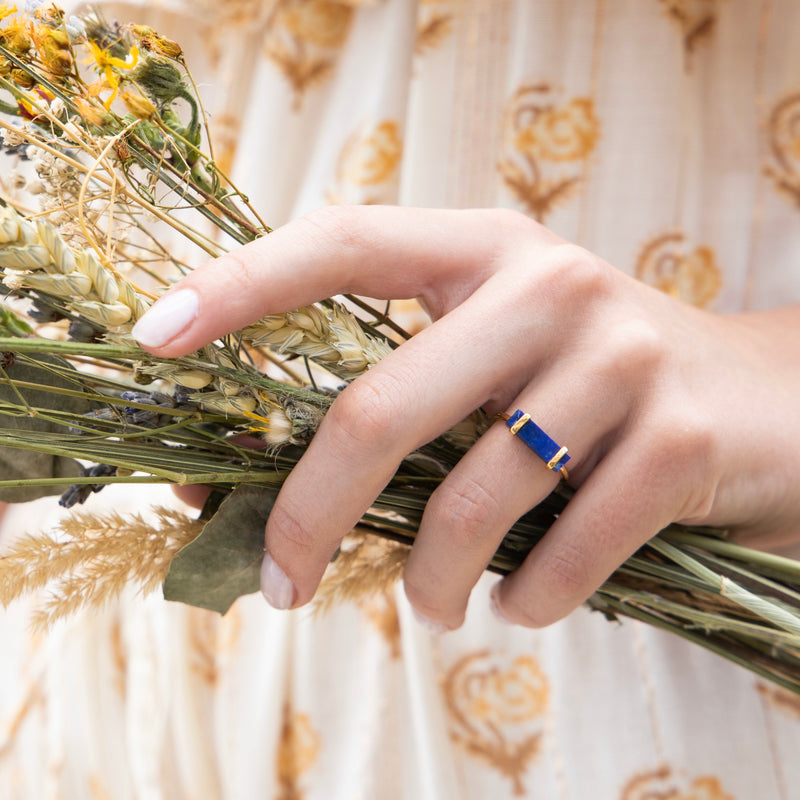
[2,1,800,798]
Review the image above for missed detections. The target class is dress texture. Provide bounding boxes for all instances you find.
[1,1,800,798]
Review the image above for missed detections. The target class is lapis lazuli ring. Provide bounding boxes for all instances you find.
[499,409,570,480]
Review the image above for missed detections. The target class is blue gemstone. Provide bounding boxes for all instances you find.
[506,410,570,470]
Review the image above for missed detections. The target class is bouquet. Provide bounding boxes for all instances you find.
[0,4,799,695]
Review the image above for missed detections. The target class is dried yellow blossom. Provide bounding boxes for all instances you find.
[31,25,72,76]
[129,24,182,59]
[121,89,155,119]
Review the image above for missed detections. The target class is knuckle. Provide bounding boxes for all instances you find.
[325,371,407,447]
[537,543,590,606]
[214,249,260,296]
[497,595,550,629]
[268,500,316,559]
[509,242,611,312]
[482,207,534,241]
[646,409,715,468]
[298,206,373,255]
[542,243,610,302]
[595,318,668,384]
[428,476,502,550]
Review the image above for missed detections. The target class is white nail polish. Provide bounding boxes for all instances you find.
[260,553,295,610]
[411,608,449,635]
[131,289,199,348]
[490,582,512,625]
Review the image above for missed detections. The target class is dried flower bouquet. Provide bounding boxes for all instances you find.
[0,4,799,695]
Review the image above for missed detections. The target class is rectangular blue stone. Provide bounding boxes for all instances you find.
[506,410,570,471]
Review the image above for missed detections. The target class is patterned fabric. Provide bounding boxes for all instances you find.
[1,1,799,798]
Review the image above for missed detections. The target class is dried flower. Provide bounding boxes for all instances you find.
[86,39,139,107]
[120,89,154,119]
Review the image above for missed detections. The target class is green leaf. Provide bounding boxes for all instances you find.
[162,484,277,614]
[0,353,89,502]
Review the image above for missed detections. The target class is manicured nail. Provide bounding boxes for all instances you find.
[131,289,199,348]
[490,582,512,625]
[411,608,449,635]
[260,553,295,610]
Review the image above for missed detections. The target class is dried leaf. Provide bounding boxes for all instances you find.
[162,484,277,614]
[0,354,88,502]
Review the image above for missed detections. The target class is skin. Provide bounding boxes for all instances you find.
[135,206,800,630]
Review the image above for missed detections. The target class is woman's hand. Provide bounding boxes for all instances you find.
[131,206,800,630]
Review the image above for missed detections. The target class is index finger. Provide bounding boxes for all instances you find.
[130,206,544,356]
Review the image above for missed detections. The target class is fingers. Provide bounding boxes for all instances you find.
[400,358,630,629]
[258,281,558,608]
[132,206,549,357]
[491,422,704,628]
[172,484,210,509]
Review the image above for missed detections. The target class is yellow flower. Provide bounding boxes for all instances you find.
[515,97,599,162]
[281,0,354,49]
[86,40,139,108]
[338,120,403,186]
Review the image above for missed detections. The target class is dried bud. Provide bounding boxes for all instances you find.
[12,69,36,89]
[129,25,183,59]
[36,27,73,76]
[0,22,32,55]
[121,90,155,119]
[131,57,185,104]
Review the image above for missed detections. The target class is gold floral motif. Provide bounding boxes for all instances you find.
[515,97,599,163]
[264,0,362,110]
[621,766,736,800]
[756,682,800,719]
[498,84,600,222]
[635,232,722,308]
[764,92,800,209]
[442,649,548,796]
[276,701,320,800]
[339,121,402,185]
[327,120,403,204]
[660,0,722,59]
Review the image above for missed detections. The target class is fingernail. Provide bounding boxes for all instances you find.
[411,608,449,635]
[132,289,199,348]
[260,553,295,610]
[490,582,512,625]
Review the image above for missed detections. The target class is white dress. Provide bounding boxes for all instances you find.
[2,1,800,798]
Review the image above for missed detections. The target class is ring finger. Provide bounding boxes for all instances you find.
[402,375,627,629]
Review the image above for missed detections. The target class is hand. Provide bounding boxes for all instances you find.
[132,206,800,630]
